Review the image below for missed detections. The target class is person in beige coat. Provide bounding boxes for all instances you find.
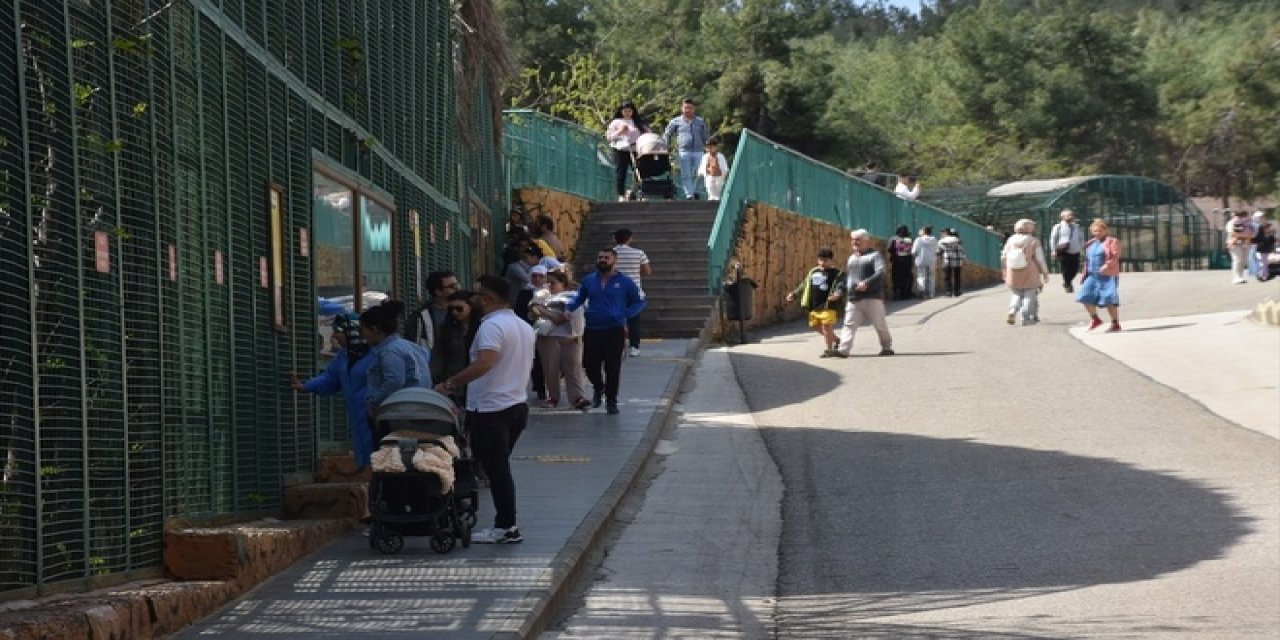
[1001,218,1050,325]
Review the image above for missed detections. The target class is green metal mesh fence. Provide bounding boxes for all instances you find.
[503,109,614,203]
[0,0,465,598]
[709,130,1003,291]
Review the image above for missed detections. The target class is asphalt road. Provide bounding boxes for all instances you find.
[745,271,1278,639]
[547,271,1279,639]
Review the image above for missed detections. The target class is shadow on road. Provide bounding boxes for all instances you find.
[758,425,1253,637]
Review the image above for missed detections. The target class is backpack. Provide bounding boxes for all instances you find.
[1006,243,1029,270]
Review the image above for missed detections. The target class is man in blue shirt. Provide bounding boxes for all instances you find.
[568,247,646,414]
[662,98,710,200]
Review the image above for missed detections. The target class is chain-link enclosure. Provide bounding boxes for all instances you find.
[0,0,472,597]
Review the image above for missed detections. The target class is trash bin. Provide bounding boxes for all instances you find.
[723,278,757,321]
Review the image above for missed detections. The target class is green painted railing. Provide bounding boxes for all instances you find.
[709,130,1002,291]
[503,109,614,202]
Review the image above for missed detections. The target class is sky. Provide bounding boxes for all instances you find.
[883,0,924,13]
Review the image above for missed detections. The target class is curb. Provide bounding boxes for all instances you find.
[510,324,714,639]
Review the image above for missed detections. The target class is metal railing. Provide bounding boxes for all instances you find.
[503,109,614,202]
[708,130,1002,291]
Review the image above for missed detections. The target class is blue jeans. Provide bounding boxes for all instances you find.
[677,150,703,199]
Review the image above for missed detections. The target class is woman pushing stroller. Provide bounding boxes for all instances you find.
[605,101,650,201]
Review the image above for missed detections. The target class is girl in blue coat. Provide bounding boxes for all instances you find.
[292,313,375,468]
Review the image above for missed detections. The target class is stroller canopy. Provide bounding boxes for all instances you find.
[635,132,667,156]
[375,388,461,435]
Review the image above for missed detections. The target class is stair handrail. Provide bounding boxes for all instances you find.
[708,129,1001,292]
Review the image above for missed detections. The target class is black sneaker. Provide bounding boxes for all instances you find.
[592,390,604,408]
[878,348,895,356]
[606,403,620,415]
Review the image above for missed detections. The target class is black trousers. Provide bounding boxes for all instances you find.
[1058,251,1081,286]
[582,326,625,403]
[891,255,914,299]
[466,403,528,530]
[944,266,963,296]
[626,311,642,349]
[613,148,634,196]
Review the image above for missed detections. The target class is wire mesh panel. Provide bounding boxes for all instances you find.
[708,130,1004,291]
[0,1,38,594]
[1,0,477,598]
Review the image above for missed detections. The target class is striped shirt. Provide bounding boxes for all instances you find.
[613,244,650,298]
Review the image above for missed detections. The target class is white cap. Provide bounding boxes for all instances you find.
[530,265,548,275]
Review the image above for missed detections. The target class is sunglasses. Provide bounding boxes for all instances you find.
[440,282,459,290]
[448,305,468,313]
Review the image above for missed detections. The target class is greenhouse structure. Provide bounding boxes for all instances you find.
[922,175,1219,271]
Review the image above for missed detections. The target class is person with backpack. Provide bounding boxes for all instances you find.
[786,248,843,358]
[1001,219,1050,326]
[886,225,915,300]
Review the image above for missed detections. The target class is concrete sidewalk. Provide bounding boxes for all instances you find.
[1069,309,1279,440]
[173,339,701,639]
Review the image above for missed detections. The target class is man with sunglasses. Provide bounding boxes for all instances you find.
[411,270,459,350]
[435,275,535,545]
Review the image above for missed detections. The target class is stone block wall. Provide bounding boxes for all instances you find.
[719,202,1001,335]
[513,187,592,266]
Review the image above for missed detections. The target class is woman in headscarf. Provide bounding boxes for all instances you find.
[291,313,375,468]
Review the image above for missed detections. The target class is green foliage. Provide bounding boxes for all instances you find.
[500,0,1279,197]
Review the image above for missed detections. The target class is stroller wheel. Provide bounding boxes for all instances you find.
[431,531,457,554]
[374,530,404,555]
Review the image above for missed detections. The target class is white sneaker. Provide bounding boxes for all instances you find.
[472,526,523,544]
[1232,278,1247,284]
[617,195,627,202]
[628,347,640,357]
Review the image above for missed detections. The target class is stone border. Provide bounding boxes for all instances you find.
[0,519,353,639]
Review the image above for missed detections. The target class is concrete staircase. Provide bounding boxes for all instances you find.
[573,200,719,338]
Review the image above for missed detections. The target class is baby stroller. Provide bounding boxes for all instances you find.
[367,388,480,554]
[629,132,676,200]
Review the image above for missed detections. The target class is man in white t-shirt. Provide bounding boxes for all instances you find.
[435,275,535,545]
[613,228,652,357]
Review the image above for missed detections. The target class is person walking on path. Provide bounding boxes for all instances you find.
[1255,219,1276,282]
[568,247,646,414]
[431,290,480,408]
[1076,219,1123,333]
[360,299,433,437]
[662,98,711,200]
[291,313,375,468]
[1049,209,1085,293]
[530,271,591,410]
[434,275,535,545]
[1001,219,1051,326]
[937,228,967,297]
[1226,209,1256,284]
[831,229,894,357]
[911,225,939,298]
[605,101,649,201]
[886,225,915,300]
[786,248,843,358]
[612,228,651,357]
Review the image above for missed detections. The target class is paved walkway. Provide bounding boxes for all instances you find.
[175,273,1278,638]
[175,340,699,639]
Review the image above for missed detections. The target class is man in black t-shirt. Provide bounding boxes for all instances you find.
[786,248,843,358]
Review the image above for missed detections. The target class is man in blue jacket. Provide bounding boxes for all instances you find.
[568,247,646,414]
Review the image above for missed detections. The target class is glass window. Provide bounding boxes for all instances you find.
[360,195,394,302]
[312,172,355,359]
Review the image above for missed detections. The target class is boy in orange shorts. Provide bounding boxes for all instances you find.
[786,248,843,357]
